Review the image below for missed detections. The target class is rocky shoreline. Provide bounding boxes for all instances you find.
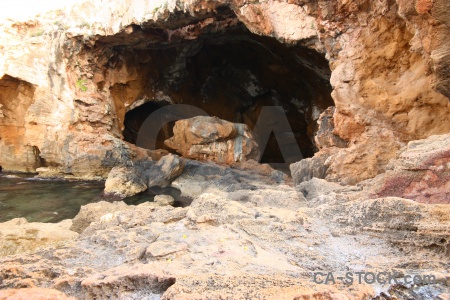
[0,0,449,298]
[0,133,449,299]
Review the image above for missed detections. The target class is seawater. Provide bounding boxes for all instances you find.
[0,173,191,223]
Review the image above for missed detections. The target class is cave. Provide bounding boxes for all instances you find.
[106,20,334,165]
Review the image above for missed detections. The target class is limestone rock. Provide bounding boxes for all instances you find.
[165,116,260,164]
[290,148,338,185]
[104,166,147,198]
[314,107,347,150]
[0,288,74,300]
[296,177,343,201]
[143,154,185,188]
[367,133,450,204]
[70,201,129,233]
[0,218,78,257]
[154,195,175,206]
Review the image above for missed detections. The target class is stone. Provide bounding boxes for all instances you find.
[366,133,450,204]
[143,154,185,188]
[289,148,338,185]
[296,177,343,201]
[0,288,74,300]
[104,166,148,198]
[314,106,347,150]
[154,195,175,206]
[145,241,188,258]
[0,0,448,186]
[70,201,129,233]
[165,116,260,164]
[0,218,78,257]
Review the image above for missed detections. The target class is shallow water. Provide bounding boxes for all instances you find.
[0,173,190,223]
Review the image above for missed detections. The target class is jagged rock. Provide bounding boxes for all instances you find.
[104,166,147,198]
[314,107,348,150]
[70,201,129,233]
[289,148,338,185]
[165,116,260,164]
[143,154,185,188]
[1,184,449,299]
[0,218,78,257]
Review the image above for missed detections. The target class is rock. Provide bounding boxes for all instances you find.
[165,116,260,164]
[296,177,343,201]
[0,218,78,257]
[0,0,448,184]
[145,241,188,258]
[143,154,185,188]
[314,107,348,150]
[70,201,129,233]
[367,133,450,204]
[154,195,175,206]
[172,159,290,199]
[104,166,148,198]
[289,148,338,185]
[186,193,255,225]
[0,288,74,300]
[0,184,449,299]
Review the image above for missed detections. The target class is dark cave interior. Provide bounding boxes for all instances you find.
[105,24,334,164]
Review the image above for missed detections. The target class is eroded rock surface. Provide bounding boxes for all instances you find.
[0,218,78,257]
[366,133,450,204]
[165,116,260,164]
[0,172,449,299]
[0,0,447,183]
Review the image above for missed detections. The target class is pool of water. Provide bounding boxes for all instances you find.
[0,173,191,223]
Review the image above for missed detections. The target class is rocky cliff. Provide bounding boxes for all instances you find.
[1,0,448,184]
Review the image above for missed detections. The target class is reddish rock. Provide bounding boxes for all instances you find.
[165,116,260,164]
[369,133,450,204]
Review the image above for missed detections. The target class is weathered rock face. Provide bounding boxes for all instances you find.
[366,133,450,204]
[0,176,449,299]
[0,0,449,183]
[165,116,260,164]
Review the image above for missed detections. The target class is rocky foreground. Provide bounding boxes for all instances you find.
[0,133,449,300]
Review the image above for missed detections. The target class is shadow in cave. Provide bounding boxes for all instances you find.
[116,26,334,166]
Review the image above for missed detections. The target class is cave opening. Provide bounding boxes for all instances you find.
[110,23,334,165]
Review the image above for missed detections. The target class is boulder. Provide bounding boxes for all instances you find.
[104,166,148,198]
[165,116,260,164]
[142,154,185,188]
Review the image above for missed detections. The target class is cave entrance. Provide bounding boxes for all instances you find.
[114,25,334,165]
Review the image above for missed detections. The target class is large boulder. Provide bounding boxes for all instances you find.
[143,154,185,188]
[104,166,148,198]
[165,116,260,164]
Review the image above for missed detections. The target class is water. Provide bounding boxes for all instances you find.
[0,173,192,223]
